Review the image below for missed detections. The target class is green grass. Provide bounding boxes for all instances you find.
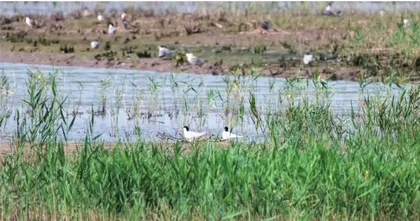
[0,70,419,220]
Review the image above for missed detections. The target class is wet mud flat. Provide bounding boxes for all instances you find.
[1,7,420,82]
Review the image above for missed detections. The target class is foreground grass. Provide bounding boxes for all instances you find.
[0,72,419,220]
[1,130,419,220]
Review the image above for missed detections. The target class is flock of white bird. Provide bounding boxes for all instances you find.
[182,126,243,142]
[23,3,408,67]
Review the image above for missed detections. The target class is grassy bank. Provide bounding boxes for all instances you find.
[0,70,419,219]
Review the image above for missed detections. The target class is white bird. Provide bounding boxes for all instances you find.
[158,46,172,58]
[182,126,206,142]
[91,41,100,49]
[121,12,127,20]
[186,53,203,65]
[303,53,314,65]
[97,14,104,21]
[222,126,243,140]
[215,23,223,29]
[325,3,332,12]
[379,9,385,17]
[83,8,90,17]
[403,19,410,28]
[25,17,34,27]
[108,24,116,34]
[323,2,334,16]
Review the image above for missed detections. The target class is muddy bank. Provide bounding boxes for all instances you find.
[1,8,419,82]
[0,49,363,81]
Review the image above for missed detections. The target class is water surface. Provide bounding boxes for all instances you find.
[0,62,403,142]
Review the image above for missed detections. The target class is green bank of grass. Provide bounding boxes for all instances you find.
[0,71,419,220]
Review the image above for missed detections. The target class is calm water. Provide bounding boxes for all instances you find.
[0,62,404,143]
[0,2,419,17]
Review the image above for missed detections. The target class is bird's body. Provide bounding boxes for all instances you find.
[97,15,104,21]
[108,24,116,34]
[303,53,314,65]
[379,9,385,17]
[326,4,331,12]
[403,19,410,28]
[91,41,100,49]
[83,8,90,17]
[222,127,243,140]
[183,126,206,142]
[186,53,203,65]
[25,17,34,27]
[158,46,172,58]
[323,2,334,16]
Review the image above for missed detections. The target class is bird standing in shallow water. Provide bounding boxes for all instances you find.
[182,126,207,142]
[222,127,243,140]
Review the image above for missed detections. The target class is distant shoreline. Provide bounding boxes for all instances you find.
[0,50,365,82]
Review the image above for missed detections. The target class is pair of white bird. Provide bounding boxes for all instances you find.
[158,46,203,65]
[182,126,242,142]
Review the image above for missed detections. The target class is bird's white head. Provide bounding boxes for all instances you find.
[121,13,127,19]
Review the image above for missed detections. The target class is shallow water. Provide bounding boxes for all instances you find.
[1,2,419,17]
[0,62,403,142]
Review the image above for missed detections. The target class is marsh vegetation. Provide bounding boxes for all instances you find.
[0,65,418,220]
